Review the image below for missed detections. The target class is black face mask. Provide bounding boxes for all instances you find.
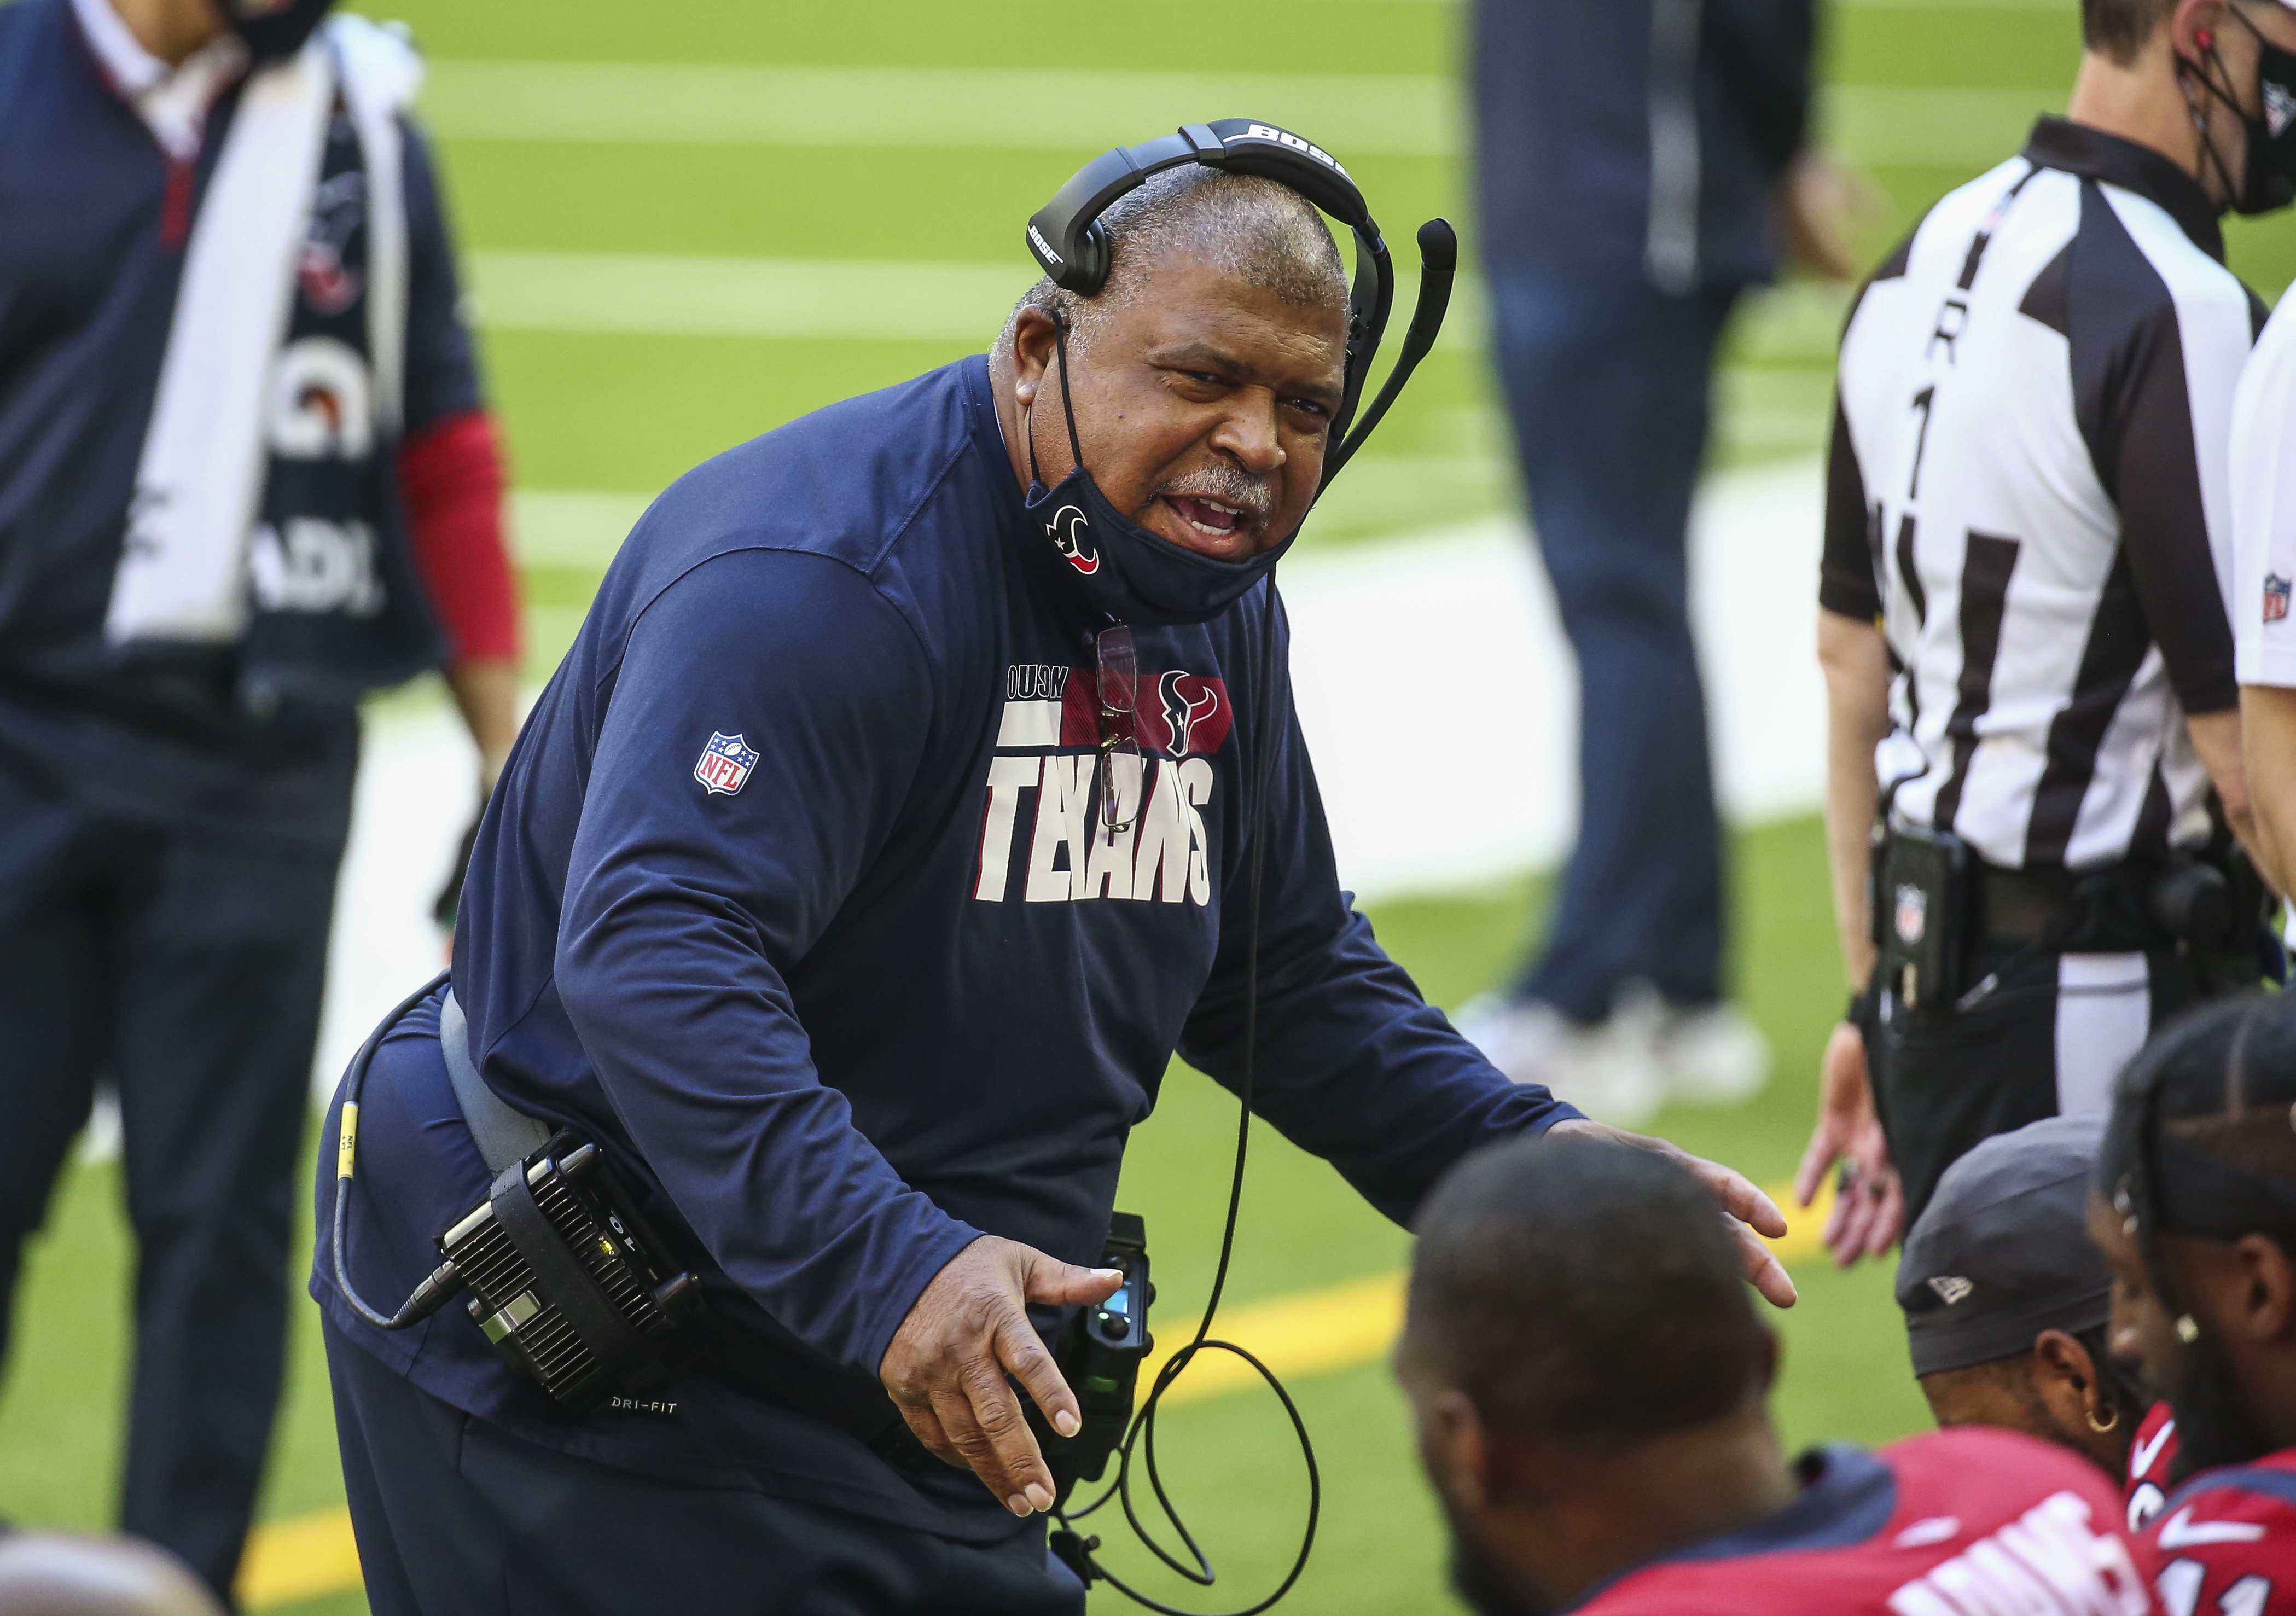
[1020,318,1295,628]
[2185,19,2296,216]
[220,0,334,62]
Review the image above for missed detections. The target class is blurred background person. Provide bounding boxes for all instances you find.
[2092,992,2296,1611]
[0,0,518,1596]
[1892,1114,2151,1493]
[0,1532,223,1616]
[1457,0,1856,1123]
[1798,0,2296,1258]
[1396,1132,2153,1616]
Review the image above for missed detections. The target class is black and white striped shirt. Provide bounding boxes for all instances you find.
[1822,118,2256,873]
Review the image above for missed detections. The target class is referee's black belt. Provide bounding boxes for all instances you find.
[1974,861,2154,951]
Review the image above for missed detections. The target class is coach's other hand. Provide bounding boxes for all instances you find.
[1550,1118,1797,1308]
[882,1236,1124,1515]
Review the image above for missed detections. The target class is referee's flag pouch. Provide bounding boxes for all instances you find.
[1878,826,1970,1020]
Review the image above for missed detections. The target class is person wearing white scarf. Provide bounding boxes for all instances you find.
[0,0,519,1596]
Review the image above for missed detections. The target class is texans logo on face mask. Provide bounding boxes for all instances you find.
[1047,505,1099,575]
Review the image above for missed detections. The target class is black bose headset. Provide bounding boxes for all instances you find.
[1024,118,1456,490]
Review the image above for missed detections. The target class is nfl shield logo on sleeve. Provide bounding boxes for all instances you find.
[2266,573,2292,624]
[694,732,758,796]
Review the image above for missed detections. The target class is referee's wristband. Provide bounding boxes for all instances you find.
[1846,980,1881,1045]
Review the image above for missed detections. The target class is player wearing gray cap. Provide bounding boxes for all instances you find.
[1896,1114,2151,1482]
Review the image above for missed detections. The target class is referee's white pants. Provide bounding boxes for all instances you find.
[2051,951,2154,1114]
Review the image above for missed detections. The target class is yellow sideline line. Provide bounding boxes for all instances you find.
[236,1173,1833,1608]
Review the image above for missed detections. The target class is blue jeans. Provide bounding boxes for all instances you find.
[1489,272,1741,1022]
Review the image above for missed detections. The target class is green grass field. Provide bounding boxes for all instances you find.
[6,0,2296,1609]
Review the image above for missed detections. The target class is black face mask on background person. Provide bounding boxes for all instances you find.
[2183,13,2296,215]
[222,0,335,62]
[1021,315,1298,628]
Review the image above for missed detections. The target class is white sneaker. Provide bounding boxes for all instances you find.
[1452,993,1664,1128]
[1647,992,1772,1106]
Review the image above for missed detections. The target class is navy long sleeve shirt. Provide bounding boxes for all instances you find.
[314,354,1574,1538]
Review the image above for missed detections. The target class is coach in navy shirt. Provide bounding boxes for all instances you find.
[316,164,1794,1615]
[0,0,518,1596]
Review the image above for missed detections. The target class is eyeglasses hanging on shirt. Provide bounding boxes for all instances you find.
[1095,625,1140,834]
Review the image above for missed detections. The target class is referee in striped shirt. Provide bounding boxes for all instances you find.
[1795,0,2296,1259]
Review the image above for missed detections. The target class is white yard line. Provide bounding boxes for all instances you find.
[1283,456,1826,895]
[469,251,1052,343]
[465,250,1492,351]
[420,60,2051,170]
[421,62,1458,155]
[309,457,1824,1093]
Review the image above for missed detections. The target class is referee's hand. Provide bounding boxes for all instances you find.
[881,1236,1124,1516]
[1792,1021,1903,1268]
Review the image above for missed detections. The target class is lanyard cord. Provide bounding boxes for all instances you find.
[1056,574,1322,1616]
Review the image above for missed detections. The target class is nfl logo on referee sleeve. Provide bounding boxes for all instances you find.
[2267,573,2292,624]
[694,732,758,796]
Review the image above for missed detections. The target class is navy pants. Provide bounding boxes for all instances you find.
[0,749,341,1599]
[325,1323,1087,1615]
[1489,271,1742,1022]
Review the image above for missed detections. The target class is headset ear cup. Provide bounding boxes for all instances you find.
[1074,220,1112,296]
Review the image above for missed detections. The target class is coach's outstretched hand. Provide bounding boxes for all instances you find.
[881,1236,1124,1516]
[1551,1118,1798,1308]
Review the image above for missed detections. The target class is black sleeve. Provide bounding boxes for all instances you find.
[1704,0,1818,170]
[2089,301,2239,716]
[1820,397,1882,621]
[397,115,483,436]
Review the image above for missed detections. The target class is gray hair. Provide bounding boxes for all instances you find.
[999,167,1348,352]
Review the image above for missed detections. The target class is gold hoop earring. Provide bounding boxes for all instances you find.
[2085,1404,2120,1435]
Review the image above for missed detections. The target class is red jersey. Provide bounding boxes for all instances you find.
[1579,1427,2156,1616]
[2128,1404,2181,1533]
[2138,1448,2296,1616]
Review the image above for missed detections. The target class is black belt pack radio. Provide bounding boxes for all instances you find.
[437,1137,703,1411]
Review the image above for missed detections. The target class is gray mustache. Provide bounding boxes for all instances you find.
[1155,463,1274,519]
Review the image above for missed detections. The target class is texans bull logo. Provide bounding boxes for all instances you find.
[1047,505,1100,575]
[1158,671,1221,757]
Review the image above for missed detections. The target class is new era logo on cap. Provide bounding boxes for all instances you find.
[1928,1275,1975,1305]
